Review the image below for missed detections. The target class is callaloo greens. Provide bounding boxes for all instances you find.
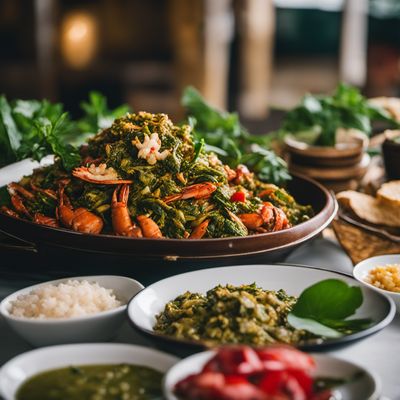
[155,279,371,346]
[2,112,312,239]
[154,283,318,345]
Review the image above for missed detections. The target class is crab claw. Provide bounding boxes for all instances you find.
[72,164,133,185]
[164,182,217,203]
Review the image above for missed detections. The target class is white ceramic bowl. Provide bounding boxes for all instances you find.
[128,264,395,354]
[163,350,381,400]
[354,254,400,313]
[0,343,179,400]
[0,275,143,346]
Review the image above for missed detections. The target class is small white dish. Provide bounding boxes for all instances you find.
[0,275,143,346]
[354,254,400,313]
[163,350,381,400]
[0,342,179,400]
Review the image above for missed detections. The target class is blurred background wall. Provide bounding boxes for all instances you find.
[0,0,399,121]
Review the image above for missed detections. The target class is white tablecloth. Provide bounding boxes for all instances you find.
[1,238,399,399]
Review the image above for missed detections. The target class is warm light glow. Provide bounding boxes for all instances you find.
[60,11,98,69]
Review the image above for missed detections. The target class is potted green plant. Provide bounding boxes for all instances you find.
[278,84,400,186]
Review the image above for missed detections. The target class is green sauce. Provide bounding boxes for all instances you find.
[16,364,163,400]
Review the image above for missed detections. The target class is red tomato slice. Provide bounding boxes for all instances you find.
[259,370,307,400]
[215,382,267,400]
[256,346,316,373]
[174,372,225,399]
[204,347,264,375]
[287,370,313,395]
[230,191,246,202]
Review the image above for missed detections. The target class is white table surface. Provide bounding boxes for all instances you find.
[0,237,399,399]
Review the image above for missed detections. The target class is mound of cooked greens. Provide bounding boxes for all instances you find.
[154,283,318,345]
[154,280,372,346]
[1,111,312,238]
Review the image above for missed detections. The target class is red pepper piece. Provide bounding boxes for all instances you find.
[230,191,246,202]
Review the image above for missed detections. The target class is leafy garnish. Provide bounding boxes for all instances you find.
[313,372,365,393]
[77,91,131,138]
[0,92,130,170]
[182,86,290,185]
[288,279,373,338]
[0,96,78,169]
[32,114,81,171]
[280,83,400,146]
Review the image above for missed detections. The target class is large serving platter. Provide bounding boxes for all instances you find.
[128,264,395,355]
[0,157,337,263]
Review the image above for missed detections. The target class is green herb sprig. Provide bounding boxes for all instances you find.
[0,92,130,170]
[182,86,290,185]
[280,83,400,146]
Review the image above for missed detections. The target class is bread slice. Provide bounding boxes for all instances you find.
[337,190,400,227]
[377,181,400,207]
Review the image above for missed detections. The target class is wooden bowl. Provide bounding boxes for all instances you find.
[289,154,370,181]
[285,135,366,160]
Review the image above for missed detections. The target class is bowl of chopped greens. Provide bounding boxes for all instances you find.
[127,264,395,356]
[0,91,337,270]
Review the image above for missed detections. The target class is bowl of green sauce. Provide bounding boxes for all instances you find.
[0,343,178,400]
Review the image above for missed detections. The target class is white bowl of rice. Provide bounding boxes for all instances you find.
[0,275,144,347]
[354,254,400,313]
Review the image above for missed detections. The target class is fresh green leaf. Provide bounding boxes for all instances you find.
[181,86,290,185]
[287,314,343,338]
[313,372,364,393]
[182,86,243,138]
[288,279,372,337]
[281,83,400,146]
[292,279,363,320]
[240,145,291,185]
[77,91,130,136]
[0,95,22,153]
[33,113,80,171]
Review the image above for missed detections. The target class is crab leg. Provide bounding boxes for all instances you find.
[0,206,20,219]
[57,187,104,234]
[33,213,59,227]
[164,182,217,203]
[7,183,34,218]
[137,215,163,238]
[72,164,133,185]
[189,219,210,239]
[239,202,289,232]
[111,185,143,237]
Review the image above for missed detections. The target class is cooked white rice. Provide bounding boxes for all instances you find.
[9,280,122,319]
